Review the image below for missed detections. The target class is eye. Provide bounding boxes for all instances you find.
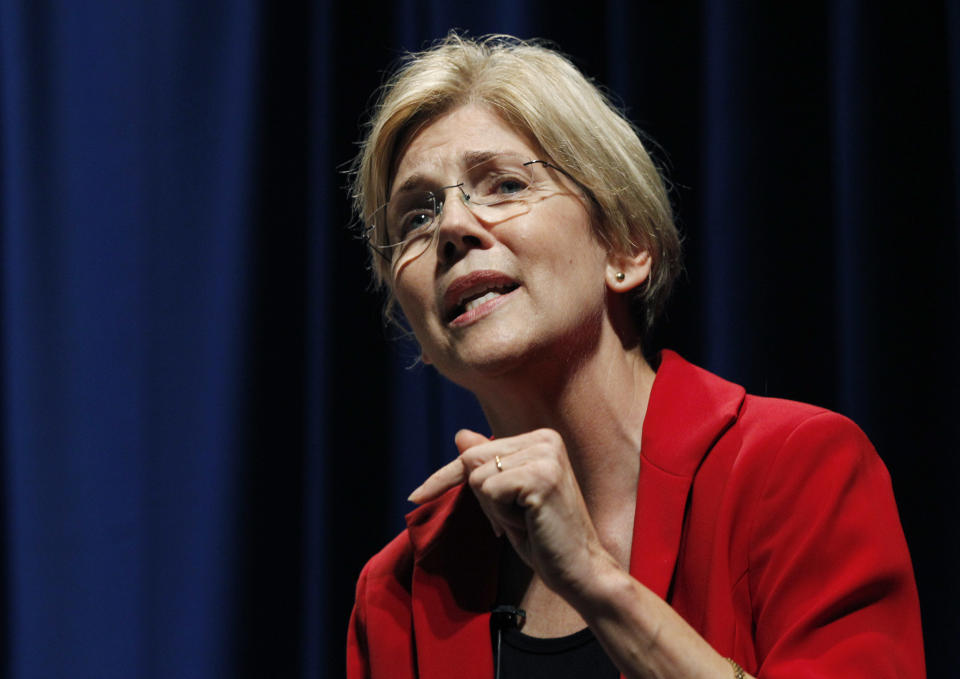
[397,210,435,238]
[495,177,527,195]
[473,171,531,202]
[388,191,438,241]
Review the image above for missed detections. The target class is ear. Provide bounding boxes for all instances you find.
[605,249,652,292]
[420,350,433,365]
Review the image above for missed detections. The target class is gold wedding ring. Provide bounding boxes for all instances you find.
[495,455,503,472]
[725,658,745,679]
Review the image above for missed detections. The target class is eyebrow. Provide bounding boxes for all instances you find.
[390,150,508,198]
[391,173,431,197]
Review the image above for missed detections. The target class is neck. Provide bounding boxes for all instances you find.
[471,324,656,536]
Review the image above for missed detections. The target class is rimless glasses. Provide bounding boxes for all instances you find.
[363,152,591,265]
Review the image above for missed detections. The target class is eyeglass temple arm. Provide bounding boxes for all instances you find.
[523,160,599,206]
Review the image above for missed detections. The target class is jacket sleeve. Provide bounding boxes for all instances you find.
[346,563,371,679]
[747,412,925,678]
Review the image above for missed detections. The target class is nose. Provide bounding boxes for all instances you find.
[435,186,492,266]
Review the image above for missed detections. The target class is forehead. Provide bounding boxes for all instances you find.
[391,105,540,188]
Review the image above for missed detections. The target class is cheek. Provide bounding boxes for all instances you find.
[536,202,601,260]
[544,230,607,282]
[392,272,436,330]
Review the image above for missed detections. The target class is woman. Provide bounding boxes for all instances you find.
[346,34,924,679]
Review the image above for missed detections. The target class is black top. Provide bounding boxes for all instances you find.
[494,625,620,679]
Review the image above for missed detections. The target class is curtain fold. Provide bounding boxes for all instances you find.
[2,2,149,675]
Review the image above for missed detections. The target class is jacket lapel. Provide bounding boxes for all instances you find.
[630,351,744,599]
[401,351,744,677]
[407,487,501,679]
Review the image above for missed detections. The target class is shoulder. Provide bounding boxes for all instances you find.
[732,394,884,487]
[348,530,419,678]
[355,528,415,600]
[649,351,879,478]
[733,399,922,675]
[707,391,892,528]
[717,395,908,613]
[737,394,872,456]
[684,388,890,557]
[657,353,924,676]
[671,358,896,554]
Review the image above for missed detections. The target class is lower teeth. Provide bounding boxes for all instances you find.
[464,291,501,312]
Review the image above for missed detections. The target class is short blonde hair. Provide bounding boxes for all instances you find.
[351,33,681,339]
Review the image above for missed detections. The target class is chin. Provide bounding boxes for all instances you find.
[435,330,584,391]
[428,328,536,384]
[425,310,604,388]
[434,346,529,386]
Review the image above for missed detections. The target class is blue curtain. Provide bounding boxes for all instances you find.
[1,1,957,677]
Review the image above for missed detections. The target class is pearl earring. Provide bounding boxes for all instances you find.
[615,271,625,282]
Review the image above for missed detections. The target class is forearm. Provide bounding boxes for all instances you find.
[567,550,752,679]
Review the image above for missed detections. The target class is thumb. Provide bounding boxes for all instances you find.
[455,428,490,454]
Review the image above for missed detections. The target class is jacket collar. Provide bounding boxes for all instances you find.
[629,350,744,598]
[403,350,744,677]
[406,487,500,679]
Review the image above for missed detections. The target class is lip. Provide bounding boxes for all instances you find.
[441,270,520,326]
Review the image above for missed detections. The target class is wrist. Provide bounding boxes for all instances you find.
[560,545,634,622]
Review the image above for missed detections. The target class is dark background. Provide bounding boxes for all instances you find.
[1,1,957,677]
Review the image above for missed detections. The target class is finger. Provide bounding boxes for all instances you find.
[407,456,468,504]
[471,470,530,553]
[456,431,546,468]
[411,428,549,504]
[455,428,490,454]
[408,431,493,504]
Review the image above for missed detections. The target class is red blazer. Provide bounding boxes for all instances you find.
[347,351,925,678]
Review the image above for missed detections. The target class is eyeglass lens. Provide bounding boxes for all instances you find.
[376,154,552,259]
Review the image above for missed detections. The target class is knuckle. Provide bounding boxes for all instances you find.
[532,429,564,458]
[534,428,561,445]
[460,451,484,471]
[529,457,561,487]
[541,459,563,486]
[478,474,499,497]
[467,466,486,491]
[523,490,543,510]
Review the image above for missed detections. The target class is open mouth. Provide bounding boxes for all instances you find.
[445,281,520,323]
